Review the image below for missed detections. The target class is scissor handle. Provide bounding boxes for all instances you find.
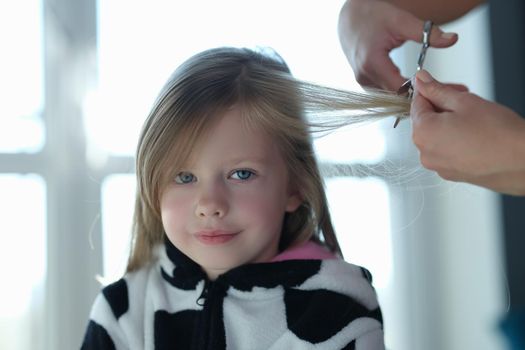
[417,20,433,70]
[393,20,433,128]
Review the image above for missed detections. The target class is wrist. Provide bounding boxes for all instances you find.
[511,119,525,172]
[475,170,525,196]
[493,122,525,195]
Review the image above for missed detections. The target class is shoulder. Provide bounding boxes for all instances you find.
[289,259,381,311]
[95,258,160,316]
[99,278,130,320]
[81,278,130,350]
[300,259,378,300]
[81,262,159,349]
[279,260,384,347]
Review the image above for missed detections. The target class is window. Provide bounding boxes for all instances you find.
[0,1,46,349]
[0,175,46,349]
[1,1,405,349]
[0,1,45,154]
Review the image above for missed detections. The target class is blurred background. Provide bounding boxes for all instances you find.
[0,0,522,349]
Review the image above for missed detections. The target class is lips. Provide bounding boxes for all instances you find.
[194,230,239,245]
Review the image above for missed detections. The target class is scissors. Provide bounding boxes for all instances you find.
[393,20,433,128]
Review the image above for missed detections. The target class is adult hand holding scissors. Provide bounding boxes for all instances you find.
[338,0,459,91]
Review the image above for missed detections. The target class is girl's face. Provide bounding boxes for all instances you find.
[159,106,301,280]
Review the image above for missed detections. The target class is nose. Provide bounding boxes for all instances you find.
[195,182,228,219]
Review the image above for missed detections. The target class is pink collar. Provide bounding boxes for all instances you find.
[271,241,338,262]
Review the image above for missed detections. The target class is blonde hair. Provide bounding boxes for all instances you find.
[127,47,409,272]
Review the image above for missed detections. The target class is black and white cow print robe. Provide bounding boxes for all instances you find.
[81,238,385,350]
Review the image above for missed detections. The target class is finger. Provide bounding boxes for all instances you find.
[395,13,458,48]
[410,92,441,152]
[372,56,408,91]
[410,89,436,124]
[359,52,408,91]
[428,27,458,48]
[413,70,462,111]
[444,83,469,92]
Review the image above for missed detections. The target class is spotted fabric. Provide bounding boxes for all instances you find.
[81,239,384,350]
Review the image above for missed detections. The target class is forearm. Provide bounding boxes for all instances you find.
[359,0,485,24]
[493,128,525,195]
[475,170,525,197]
[483,114,525,196]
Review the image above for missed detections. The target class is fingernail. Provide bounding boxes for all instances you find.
[441,32,457,39]
[416,70,433,83]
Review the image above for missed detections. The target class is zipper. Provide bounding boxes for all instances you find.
[196,279,211,306]
[194,278,227,350]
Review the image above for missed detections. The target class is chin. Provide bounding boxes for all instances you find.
[198,256,244,275]
[201,262,240,279]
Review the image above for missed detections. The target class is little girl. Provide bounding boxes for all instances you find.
[81,47,408,350]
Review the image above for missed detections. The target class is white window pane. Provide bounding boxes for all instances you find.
[0,1,45,153]
[88,0,355,157]
[0,174,46,349]
[101,174,136,283]
[325,177,392,289]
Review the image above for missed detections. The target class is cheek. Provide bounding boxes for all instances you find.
[235,186,288,221]
[159,191,191,232]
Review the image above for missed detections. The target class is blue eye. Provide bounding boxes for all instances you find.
[174,172,196,184]
[231,169,254,180]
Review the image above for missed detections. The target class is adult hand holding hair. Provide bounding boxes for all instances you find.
[411,70,525,196]
[337,0,460,91]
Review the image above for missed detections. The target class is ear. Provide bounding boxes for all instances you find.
[285,192,302,213]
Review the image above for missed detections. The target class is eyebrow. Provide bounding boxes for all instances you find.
[180,154,273,172]
[226,155,270,166]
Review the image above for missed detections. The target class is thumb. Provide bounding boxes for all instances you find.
[413,70,462,111]
[410,85,436,124]
[396,13,458,48]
